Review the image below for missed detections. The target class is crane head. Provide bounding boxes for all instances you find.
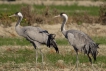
[54,13,68,20]
[54,13,64,18]
[9,12,23,18]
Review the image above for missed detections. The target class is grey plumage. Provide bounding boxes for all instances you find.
[9,12,59,69]
[9,12,59,52]
[55,13,99,70]
[66,30,98,61]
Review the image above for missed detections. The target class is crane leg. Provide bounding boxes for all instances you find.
[92,64,95,71]
[87,54,95,71]
[35,49,38,71]
[39,49,44,70]
[76,52,79,71]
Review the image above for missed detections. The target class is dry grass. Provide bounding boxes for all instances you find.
[98,4,106,25]
[0,45,105,71]
[0,3,105,27]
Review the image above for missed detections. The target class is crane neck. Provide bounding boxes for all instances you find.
[61,17,68,32]
[16,17,23,27]
[15,16,23,36]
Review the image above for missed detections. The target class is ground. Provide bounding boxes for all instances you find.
[1,22,106,38]
[0,1,106,71]
[0,45,106,71]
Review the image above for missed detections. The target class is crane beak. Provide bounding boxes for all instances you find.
[9,14,16,17]
[54,15,60,18]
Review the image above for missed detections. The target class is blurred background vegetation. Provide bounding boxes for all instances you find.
[0,0,106,27]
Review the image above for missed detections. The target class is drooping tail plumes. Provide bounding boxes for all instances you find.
[84,42,99,62]
[50,39,59,53]
[47,34,59,53]
[90,43,99,61]
[47,34,56,47]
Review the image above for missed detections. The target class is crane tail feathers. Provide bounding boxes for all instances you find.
[50,39,59,53]
[47,34,56,47]
[91,43,99,61]
[47,34,59,53]
[84,42,99,61]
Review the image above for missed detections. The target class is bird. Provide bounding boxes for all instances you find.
[9,12,59,70]
[54,13,99,71]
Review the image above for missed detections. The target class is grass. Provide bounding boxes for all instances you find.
[0,47,106,65]
[49,4,99,16]
[0,36,106,64]
[56,38,69,45]
[0,4,27,14]
[0,37,106,70]
[57,36,106,45]
[33,4,100,16]
[0,36,106,46]
[93,36,106,44]
[0,48,35,63]
[0,3,101,26]
[0,3,105,70]
[0,4,100,16]
[0,37,68,46]
[46,53,76,64]
[0,37,31,46]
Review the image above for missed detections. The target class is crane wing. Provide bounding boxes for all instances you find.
[67,33,75,46]
[66,30,93,43]
[66,30,97,53]
[23,27,48,43]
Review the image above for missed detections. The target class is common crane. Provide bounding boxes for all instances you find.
[9,12,59,70]
[54,13,99,71]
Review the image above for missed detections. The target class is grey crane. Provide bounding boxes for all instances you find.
[9,12,59,70]
[54,13,99,71]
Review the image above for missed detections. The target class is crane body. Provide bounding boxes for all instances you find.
[54,13,99,71]
[9,12,59,70]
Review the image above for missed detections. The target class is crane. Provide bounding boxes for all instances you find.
[9,12,59,70]
[54,13,99,71]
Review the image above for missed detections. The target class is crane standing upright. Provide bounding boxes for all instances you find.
[9,12,59,70]
[54,13,99,71]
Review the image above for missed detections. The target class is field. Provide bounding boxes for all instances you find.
[0,1,106,71]
[0,3,101,26]
[0,38,106,71]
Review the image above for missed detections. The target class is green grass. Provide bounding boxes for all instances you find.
[0,4,100,16]
[0,37,31,46]
[57,36,106,45]
[0,4,27,14]
[0,37,106,66]
[0,48,106,65]
[56,38,69,45]
[47,52,106,64]
[0,48,35,63]
[0,4,101,26]
[0,36,106,46]
[49,4,99,16]
[0,37,68,46]
[46,53,76,64]
[93,36,106,45]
